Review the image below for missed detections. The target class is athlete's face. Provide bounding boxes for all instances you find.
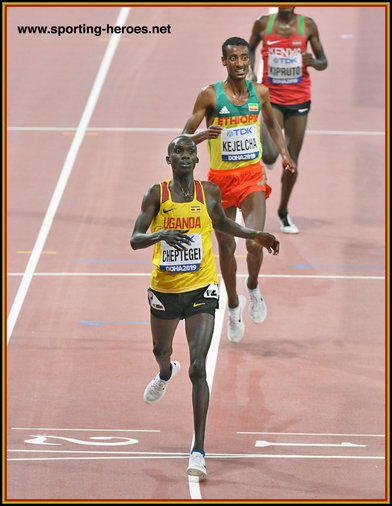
[166,139,199,175]
[222,45,250,80]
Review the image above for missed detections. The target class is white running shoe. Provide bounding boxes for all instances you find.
[143,361,180,405]
[187,451,207,478]
[245,278,267,323]
[278,213,299,234]
[227,295,246,343]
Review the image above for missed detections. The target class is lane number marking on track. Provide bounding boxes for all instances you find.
[24,435,138,446]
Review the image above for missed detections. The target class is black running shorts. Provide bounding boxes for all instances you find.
[271,100,311,120]
[148,283,219,320]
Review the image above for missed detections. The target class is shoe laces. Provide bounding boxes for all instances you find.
[248,287,262,306]
[191,452,205,466]
[228,307,241,327]
[150,376,166,395]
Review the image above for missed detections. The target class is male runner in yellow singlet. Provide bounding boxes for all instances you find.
[130,136,279,478]
[182,36,295,343]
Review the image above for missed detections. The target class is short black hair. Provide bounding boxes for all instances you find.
[222,37,250,58]
[167,135,196,156]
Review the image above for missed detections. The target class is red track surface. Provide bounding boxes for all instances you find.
[5,5,388,502]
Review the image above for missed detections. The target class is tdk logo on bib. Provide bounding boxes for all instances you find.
[226,127,254,137]
[221,124,259,162]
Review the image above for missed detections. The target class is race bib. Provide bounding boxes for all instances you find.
[221,124,259,162]
[268,48,302,84]
[160,233,203,273]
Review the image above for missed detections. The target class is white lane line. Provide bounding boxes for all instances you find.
[6,272,385,280]
[6,126,385,135]
[238,432,385,437]
[188,211,242,498]
[187,286,228,498]
[11,429,384,436]
[255,440,366,448]
[7,454,384,462]
[8,450,187,455]
[11,427,159,432]
[6,7,131,345]
[7,456,189,462]
[306,130,385,136]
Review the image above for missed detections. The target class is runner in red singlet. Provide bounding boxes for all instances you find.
[248,7,328,233]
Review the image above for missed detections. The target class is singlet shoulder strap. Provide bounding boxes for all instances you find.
[246,80,260,101]
[161,180,169,203]
[266,14,275,36]
[194,180,204,204]
[297,15,304,37]
[214,81,225,102]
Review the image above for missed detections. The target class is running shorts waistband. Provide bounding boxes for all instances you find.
[208,161,264,177]
[208,162,271,209]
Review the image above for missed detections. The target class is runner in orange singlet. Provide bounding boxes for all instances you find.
[249,7,328,233]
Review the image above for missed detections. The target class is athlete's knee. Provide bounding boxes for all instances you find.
[153,343,172,359]
[286,145,300,166]
[246,238,263,258]
[262,150,279,166]
[218,240,236,259]
[261,138,279,165]
[188,356,206,383]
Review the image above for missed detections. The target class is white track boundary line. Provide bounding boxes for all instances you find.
[237,432,385,437]
[188,212,242,498]
[6,126,385,135]
[6,273,385,280]
[8,450,189,455]
[11,427,159,432]
[7,454,384,462]
[6,7,131,345]
[11,428,384,437]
